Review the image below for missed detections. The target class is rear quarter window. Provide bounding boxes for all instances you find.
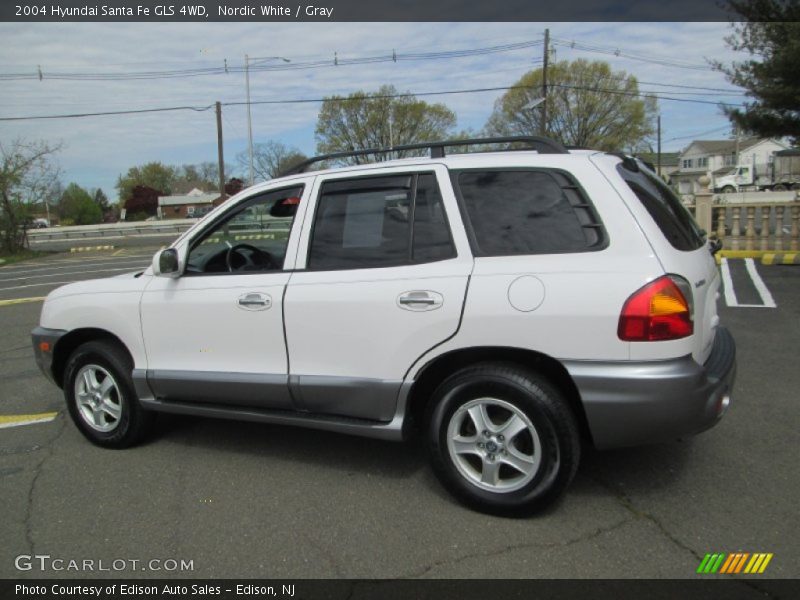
[616,163,705,251]
[452,169,606,257]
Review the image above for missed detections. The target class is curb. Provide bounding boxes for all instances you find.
[762,252,799,265]
[69,245,115,253]
[714,250,768,265]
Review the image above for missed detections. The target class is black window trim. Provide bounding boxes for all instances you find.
[182,183,306,277]
[449,166,609,258]
[616,162,706,252]
[304,170,458,272]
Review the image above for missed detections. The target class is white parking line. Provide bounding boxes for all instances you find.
[720,258,739,307]
[719,258,777,308]
[744,258,777,308]
[0,264,148,283]
[0,253,154,273]
[0,275,139,292]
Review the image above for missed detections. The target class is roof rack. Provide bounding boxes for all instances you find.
[279,135,569,176]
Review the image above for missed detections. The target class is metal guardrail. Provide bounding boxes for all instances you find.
[27,219,195,241]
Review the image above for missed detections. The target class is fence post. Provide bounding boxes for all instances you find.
[760,206,770,251]
[694,176,713,235]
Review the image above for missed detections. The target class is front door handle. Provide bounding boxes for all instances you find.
[237,292,272,310]
[397,291,443,311]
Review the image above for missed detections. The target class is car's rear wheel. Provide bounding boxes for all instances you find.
[427,363,580,515]
[64,340,154,448]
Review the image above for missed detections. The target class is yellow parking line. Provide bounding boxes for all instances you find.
[0,296,46,307]
[0,412,58,429]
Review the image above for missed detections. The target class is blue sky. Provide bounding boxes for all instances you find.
[0,22,746,200]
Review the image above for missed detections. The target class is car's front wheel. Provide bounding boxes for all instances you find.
[427,363,580,515]
[64,340,154,448]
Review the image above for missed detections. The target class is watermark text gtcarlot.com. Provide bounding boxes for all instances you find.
[14,554,194,572]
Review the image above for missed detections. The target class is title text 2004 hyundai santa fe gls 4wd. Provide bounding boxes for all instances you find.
[32,137,736,515]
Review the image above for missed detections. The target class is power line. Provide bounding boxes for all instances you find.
[0,104,214,121]
[551,37,713,71]
[0,40,544,82]
[0,82,745,122]
[665,125,732,142]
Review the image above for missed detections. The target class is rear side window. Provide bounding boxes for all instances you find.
[308,173,456,270]
[616,163,705,251]
[452,170,606,256]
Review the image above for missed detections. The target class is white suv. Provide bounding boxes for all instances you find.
[32,137,736,514]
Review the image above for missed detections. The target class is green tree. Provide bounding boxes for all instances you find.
[172,162,230,194]
[93,188,110,212]
[315,85,457,165]
[61,183,102,225]
[116,162,176,204]
[237,141,307,181]
[485,59,657,151]
[0,139,61,254]
[714,0,800,142]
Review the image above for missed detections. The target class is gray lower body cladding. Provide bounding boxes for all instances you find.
[31,326,67,385]
[566,327,736,449]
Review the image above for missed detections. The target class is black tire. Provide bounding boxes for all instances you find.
[427,363,580,515]
[772,184,787,191]
[722,185,736,193]
[64,340,154,448]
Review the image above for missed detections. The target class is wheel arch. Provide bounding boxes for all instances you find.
[405,346,594,445]
[52,328,133,388]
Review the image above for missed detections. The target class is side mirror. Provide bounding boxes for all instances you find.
[153,248,181,278]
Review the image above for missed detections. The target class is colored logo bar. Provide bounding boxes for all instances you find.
[697,553,773,574]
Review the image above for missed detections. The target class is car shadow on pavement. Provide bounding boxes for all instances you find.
[572,440,695,499]
[149,413,698,511]
[152,414,429,480]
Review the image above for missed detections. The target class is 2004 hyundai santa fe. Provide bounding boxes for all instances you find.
[32,137,736,515]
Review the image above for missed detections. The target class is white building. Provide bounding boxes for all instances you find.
[671,138,788,195]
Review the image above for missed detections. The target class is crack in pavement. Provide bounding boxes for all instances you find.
[586,474,783,599]
[400,517,632,579]
[23,413,67,557]
[586,473,703,562]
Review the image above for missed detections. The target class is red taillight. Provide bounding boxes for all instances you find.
[618,275,693,341]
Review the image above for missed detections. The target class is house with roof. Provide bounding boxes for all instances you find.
[634,152,680,181]
[157,188,225,219]
[671,138,789,195]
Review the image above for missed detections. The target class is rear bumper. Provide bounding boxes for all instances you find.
[566,327,736,449]
[31,326,67,385]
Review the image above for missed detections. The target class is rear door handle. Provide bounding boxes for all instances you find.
[237,292,272,310]
[397,291,443,311]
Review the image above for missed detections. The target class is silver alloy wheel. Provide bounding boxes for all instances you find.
[74,364,123,433]
[446,397,543,493]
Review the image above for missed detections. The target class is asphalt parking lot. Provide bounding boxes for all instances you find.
[0,250,797,582]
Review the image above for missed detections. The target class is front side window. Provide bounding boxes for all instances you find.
[308,173,455,270]
[452,169,606,257]
[186,185,303,274]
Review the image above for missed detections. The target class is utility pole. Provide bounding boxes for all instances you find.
[245,54,253,186]
[216,101,225,198]
[244,54,291,186]
[541,28,550,136]
[734,124,740,165]
[657,115,662,177]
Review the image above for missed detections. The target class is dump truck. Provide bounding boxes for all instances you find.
[713,149,800,193]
